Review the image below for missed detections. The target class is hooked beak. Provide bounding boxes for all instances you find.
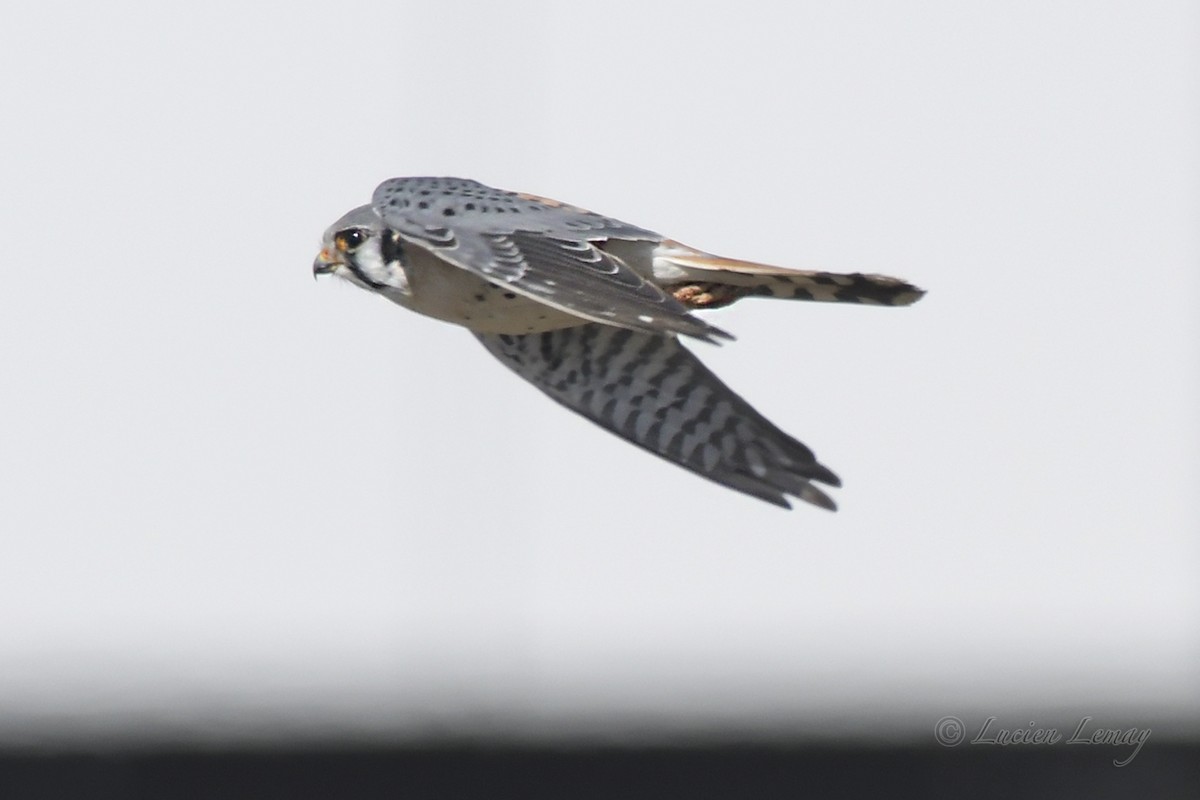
[312,247,340,279]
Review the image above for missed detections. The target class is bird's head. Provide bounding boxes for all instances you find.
[312,205,410,295]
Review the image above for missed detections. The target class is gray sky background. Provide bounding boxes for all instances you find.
[1,1,1196,744]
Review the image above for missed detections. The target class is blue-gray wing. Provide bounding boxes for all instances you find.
[372,177,730,342]
[476,324,840,510]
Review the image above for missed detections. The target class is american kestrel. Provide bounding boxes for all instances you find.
[314,177,924,510]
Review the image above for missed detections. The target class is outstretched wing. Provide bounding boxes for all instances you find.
[372,177,730,343]
[476,324,840,510]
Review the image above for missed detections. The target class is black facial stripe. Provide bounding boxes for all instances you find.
[344,256,390,290]
[379,229,406,266]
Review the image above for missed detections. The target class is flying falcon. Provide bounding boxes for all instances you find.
[314,177,924,510]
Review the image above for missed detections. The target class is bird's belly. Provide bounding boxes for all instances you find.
[399,254,583,334]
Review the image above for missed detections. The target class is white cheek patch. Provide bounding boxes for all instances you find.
[348,240,411,294]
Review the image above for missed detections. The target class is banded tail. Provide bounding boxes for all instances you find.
[652,240,926,310]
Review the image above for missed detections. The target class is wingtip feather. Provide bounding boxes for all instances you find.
[799,483,838,512]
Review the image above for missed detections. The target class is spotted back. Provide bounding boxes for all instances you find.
[371,177,659,248]
[370,177,727,342]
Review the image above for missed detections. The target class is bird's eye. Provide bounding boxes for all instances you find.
[334,228,369,253]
